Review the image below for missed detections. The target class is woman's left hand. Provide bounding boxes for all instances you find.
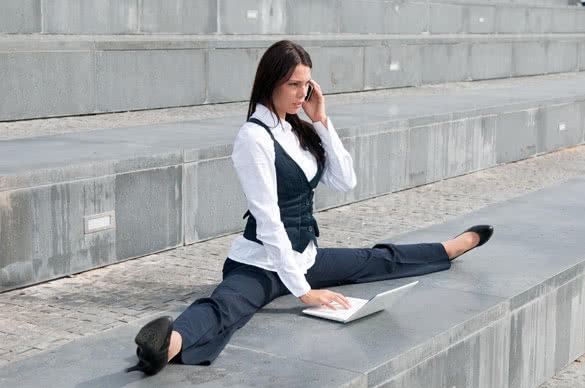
[302,80,327,127]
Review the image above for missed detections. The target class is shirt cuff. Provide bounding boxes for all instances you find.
[277,268,311,297]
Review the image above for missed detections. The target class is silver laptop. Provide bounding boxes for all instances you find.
[302,281,419,323]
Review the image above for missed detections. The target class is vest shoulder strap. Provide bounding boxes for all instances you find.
[242,117,274,221]
[248,118,276,141]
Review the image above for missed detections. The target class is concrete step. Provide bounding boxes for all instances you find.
[1,175,584,387]
[1,72,584,292]
[2,33,585,121]
[0,71,580,141]
[2,0,582,35]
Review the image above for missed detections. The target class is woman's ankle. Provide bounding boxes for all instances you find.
[442,232,480,260]
[168,331,182,361]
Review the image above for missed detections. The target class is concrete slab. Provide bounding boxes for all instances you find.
[537,102,582,153]
[0,164,184,291]
[0,135,184,192]
[580,42,585,71]
[284,0,342,34]
[2,75,585,191]
[470,43,513,80]
[339,0,386,34]
[184,157,248,243]
[3,75,585,290]
[381,176,585,303]
[466,5,497,33]
[309,46,365,94]
[208,48,261,102]
[551,8,578,33]
[496,109,538,164]
[364,44,422,89]
[2,34,585,120]
[421,43,470,84]
[512,41,548,76]
[0,0,41,33]
[496,6,528,33]
[430,3,464,34]
[95,49,207,112]
[2,175,584,387]
[547,41,579,74]
[114,165,183,261]
[43,0,138,34]
[577,11,585,33]
[385,2,429,34]
[3,0,584,35]
[0,176,117,290]
[0,51,96,120]
[527,8,553,33]
[231,283,506,380]
[0,324,366,388]
[141,0,217,34]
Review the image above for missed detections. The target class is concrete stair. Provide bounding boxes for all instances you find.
[2,3,585,386]
[2,0,583,35]
[2,33,585,121]
[1,73,584,292]
[1,175,584,387]
[1,0,585,121]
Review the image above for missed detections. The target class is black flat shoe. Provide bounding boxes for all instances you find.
[451,225,494,260]
[126,316,173,375]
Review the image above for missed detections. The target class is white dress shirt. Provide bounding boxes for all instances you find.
[228,104,357,297]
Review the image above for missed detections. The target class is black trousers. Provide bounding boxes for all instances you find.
[172,242,450,365]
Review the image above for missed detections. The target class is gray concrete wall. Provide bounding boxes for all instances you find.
[382,318,511,388]
[2,92,584,291]
[2,35,584,121]
[42,0,139,34]
[0,164,183,291]
[507,278,583,388]
[0,0,41,33]
[1,0,581,35]
[379,272,585,388]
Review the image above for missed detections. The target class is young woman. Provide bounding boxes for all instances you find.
[127,40,493,375]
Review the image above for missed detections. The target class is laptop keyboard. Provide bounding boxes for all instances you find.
[309,297,368,319]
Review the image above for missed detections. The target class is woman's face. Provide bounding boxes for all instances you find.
[272,64,311,120]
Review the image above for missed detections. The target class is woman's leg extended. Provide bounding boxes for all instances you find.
[172,259,287,365]
[306,243,450,288]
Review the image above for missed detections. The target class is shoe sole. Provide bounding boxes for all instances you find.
[135,316,173,353]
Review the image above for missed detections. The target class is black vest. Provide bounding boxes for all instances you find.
[243,118,323,253]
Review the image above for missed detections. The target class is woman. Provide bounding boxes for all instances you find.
[127,40,493,375]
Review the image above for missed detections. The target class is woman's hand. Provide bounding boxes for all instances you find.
[299,289,351,310]
[302,80,327,127]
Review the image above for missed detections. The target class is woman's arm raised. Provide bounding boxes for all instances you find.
[302,80,356,191]
[313,118,357,192]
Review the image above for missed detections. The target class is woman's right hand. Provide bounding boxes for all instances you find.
[299,289,351,310]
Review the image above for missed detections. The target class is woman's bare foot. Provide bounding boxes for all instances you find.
[442,232,480,260]
[168,331,182,361]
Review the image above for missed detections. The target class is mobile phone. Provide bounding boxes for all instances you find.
[305,83,313,101]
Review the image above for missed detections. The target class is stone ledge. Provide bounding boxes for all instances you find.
[2,33,585,51]
[1,176,584,387]
[1,0,583,35]
[2,75,585,192]
[2,34,584,121]
[1,75,584,291]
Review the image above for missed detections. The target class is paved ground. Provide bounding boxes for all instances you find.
[1,142,585,386]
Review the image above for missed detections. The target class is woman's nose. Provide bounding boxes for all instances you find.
[298,87,306,98]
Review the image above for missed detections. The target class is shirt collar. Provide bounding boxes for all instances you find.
[252,104,292,132]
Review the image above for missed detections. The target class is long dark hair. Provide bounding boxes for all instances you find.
[247,40,326,168]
